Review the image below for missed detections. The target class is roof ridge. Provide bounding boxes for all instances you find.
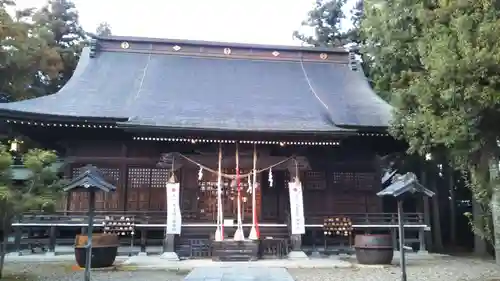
[94,35,348,54]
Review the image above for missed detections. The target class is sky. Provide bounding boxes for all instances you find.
[14,0,332,46]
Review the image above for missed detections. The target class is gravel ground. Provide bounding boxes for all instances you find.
[3,255,500,281]
[290,256,500,281]
[2,262,188,281]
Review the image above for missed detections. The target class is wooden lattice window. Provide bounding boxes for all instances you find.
[331,172,355,190]
[151,169,169,188]
[355,172,376,191]
[150,168,169,210]
[128,168,151,189]
[126,167,169,211]
[303,171,326,190]
[331,171,377,191]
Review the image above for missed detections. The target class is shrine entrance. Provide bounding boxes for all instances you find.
[197,168,261,223]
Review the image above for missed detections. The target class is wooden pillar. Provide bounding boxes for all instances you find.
[64,165,72,214]
[47,226,57,255]
[120,143,128,212]
[430,174,443,252]
[140,229,147,254]
[421,169,433,251]
[14,225,21,255]
[448,168,457,247]
[165,234,175,252]
[391,229,398,250]
[63,144,74,214]
[419,228,427,252]
[147,169,153,210]
[291,234,302,251]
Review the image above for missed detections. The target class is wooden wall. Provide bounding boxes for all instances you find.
[65,140,382,218]
[302,167,381,215]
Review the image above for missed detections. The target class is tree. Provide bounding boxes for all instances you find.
[345,0,364,47]
[0,0,63,101]
[362,0,500,260]
[0,146,64,277]
[96,21,112,36]
[0,146,13,279]
[19,149,66,212]
[31,0,87,95]
[293,0,348,47]
[360,0,422,101]
[294,0,374,92]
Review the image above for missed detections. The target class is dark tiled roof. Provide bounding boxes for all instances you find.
[63,165,117,193]
[377,173,435,198]
[0,37,391,132]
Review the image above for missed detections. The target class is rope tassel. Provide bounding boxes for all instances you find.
[214,144,223,241]
[249,144,260,240]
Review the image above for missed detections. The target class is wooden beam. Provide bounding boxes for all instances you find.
[65,155,311,170]
[120,143,128,212]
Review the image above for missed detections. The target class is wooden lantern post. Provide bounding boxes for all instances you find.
[377,172,434,281]
[62,165,117,281]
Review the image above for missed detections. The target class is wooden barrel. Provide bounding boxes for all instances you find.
[354,234,394,265]
[74,233,119,268]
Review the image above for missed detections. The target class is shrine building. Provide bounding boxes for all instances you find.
[0,36,425,258]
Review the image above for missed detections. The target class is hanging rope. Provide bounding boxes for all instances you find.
[174,152,295,179]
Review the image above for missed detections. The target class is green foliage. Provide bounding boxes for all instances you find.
[0,0,63,101]
[360,0,423,101]
[293,0,349,47]
[0,146,13,202]
[17,148,65,213]
[361,0,500,245]
[31,0,88,95]
[0,146,64,227]
[387,0,500,168]
[95,22,112,37]
[294,0,373,89]
[1,0,88,100]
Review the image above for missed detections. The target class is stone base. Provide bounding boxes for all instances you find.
[310,251,322,258]
[137,252,148,257]
[44,251,56,257]
[212,240,259,261]
[287,251,309,260]
[159,251,179,261]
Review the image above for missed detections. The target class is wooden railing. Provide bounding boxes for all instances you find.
[8,211,427,257]
[16,211,424,226]
[305,212,424,226]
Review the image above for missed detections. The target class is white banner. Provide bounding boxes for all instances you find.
[288,180,305,234]
[166,182,182,234]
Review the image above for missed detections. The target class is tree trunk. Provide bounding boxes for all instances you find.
[489,158,500,263]
[469,149,492,256]
[473,199,488,256]
[0,203,9,279]
[430,175,443,252]
[0,236,5,279]
[449,169,457,247]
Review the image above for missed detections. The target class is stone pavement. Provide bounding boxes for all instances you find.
[5,252,498,281]
[184,266,294,281]
[121,255,352,270]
